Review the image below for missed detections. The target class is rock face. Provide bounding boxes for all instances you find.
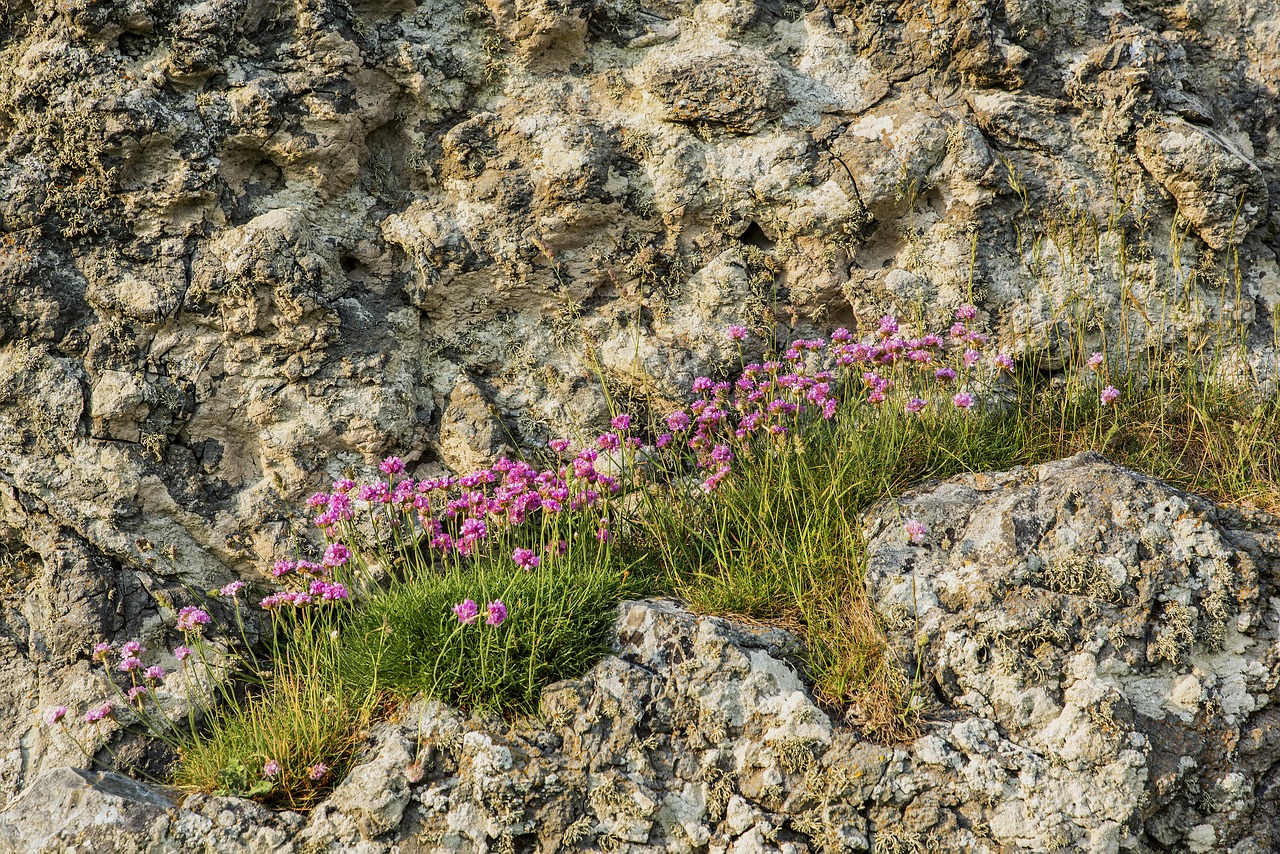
[5,455,1280,853]
[1,0,1280,806]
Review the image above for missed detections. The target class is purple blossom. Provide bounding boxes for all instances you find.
[692,377,714,393]
[308,763,329,781]
[176,607,211,633]
[121,641,144,658]
[963,349,981,368]
[174,646,191,662]
[119,657,142,673]
[935,367,957,382]
[306,492,329,509]
[949,322,967,339]
[127,685,148,704]
[610,414,632,431]
[711,444,733,463]
[878,315,899,336]
[309,580,350,601]
[727,324,748,341]
[144,665,166,682]
[263,760,281,779]
[323,542,350,568]
[486,600,508,627]
[453,599,480,625]
[549,438,571,454]
[333,478,355,493]
[512,548,540,570]
[380,456,406,475]
[993,353,1014,371]
[220,581,245,598]
[1088,352,1105,371]
[955,304,978,321]
[44,705,67,725]
[1101,385,1120,405]
[92,643,112,662]
[904,519,928,545]
[85,702,113,723]
[666,411,691,432]
[272,560,295,578]
[953,393,974,410]
[906,397,928,414]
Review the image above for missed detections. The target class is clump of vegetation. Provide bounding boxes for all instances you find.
[42,300,1279,807]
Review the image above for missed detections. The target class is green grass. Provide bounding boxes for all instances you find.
[335,543,650,714]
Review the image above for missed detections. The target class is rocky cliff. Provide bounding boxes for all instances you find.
[4,454,1280,852]
[0,0,1278,813]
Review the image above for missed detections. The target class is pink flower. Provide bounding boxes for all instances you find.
[610,414,632,431]
[173,646,191,662]
[963,349,981,368]
[711,444,733,463]
[85,702,113,723]
[878,315,899,336]
[119,657,142,673]
[993,353,1014,371]
[121,641,144,658]
[220,581,245,597]
[92,643,112,663]
[44,706,67,725]
[272,560,295,578]
[692,377,714,393]
[127,685,148,704]
[953,393,974,410]
[1088,352,1104,371]
[1101,385,1120,405]
[512,548,540,570]
[380,456,405,475]
[306,492,329,509]
[727,324,748,341]
[333,478,355,493]
[453,599,480,624]
[144,665,166,682]
[549,438,571,454]
[309,580,350,602]
[308,763,329,781]
[935,367,957,382]
[485,600,508,627]
[666,411,691,432]
[906,397,927,414]
[904,519,928,545]
[263,759,281,779]
[176,607,211,632]
[323,542,350,568]
[955,304,978,321]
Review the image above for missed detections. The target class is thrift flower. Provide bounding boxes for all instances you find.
[119,657,142,673]
[272,560,295,578]
[323,542,350,568]
[44,706,67,725]
[92,643,112,663]
[906,397,928,414]
[1101,385,1120,405]
[993,353,1014,371]
[610,414,632,431]
[453,599,480,625]
[263,760,281,779]
[955,304,978,321]
[85,702,113,723]
[121,641,144,658]
[308,764,329,781]
[220,581,245,597]
[380,456,405,475]
[176,607,211,632]
[963,349,981,368]
[144,665,166,682]
[878,315,899,336]
[486,600,508,627]
[549,438,571,454]
[905,519,928,545]
[935,367,957,382]
[1088,352,1104,371]
[953,393,974,410]
[727,324,748,341]
[173,646,191,662]
[512,548,540,570]
[127,685,148,704]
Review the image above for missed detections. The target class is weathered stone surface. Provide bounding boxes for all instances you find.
[1,0,1279,811]
[6,458,1280,853]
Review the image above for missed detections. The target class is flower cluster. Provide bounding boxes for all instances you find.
[452,599,507,627]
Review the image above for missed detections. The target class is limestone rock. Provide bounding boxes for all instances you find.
[1136,118,1269,249]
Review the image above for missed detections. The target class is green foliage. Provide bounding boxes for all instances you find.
[336,543,649,714]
